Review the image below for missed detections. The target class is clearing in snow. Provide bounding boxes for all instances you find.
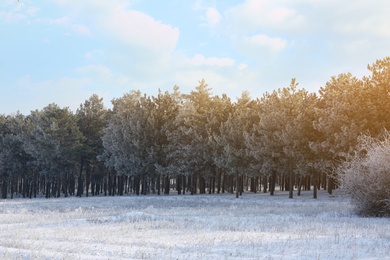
[0,190,389,259]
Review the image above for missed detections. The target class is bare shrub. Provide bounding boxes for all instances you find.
[339,131,390,217]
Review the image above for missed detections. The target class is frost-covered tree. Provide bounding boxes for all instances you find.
[0,113,32,199]
[206,94,232,194]
[312,74,365,165]
[150,87,181,195]
[214,91,258,198]
[165,80,215,195]
[23,104,84,198]
[340,131,390,217]
[311,63,390,193]
[362,57,390,134]
[100,91,158,195]
[247,79,318,198]
[76,94,109,196]
[275,85,319,198]
[165,100,196,193]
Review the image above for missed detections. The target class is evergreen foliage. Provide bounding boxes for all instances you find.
[0,57,389,211]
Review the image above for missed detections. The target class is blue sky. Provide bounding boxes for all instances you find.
[1,0,390,114]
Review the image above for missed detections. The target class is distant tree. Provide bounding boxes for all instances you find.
[23,104,84,198]
[165,80,214,195]
[100,91,156,195]
[312,72,375,193]
[247,79,319,198]
[0,113,32,199]
[214,91,258,198]
[362,56,390,134]
[151,87,181,195]
[76,94,109,197]
[207,94,232,194]
[166,97,200,194]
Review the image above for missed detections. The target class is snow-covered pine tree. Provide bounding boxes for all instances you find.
[151,87,181,195]
[76,94,109,197]
[166,80,214,195]
[100,91,155,195]
[312,73,368,193]
[0,113,32,199]
[23,104,84,198]
[214,91,258,198]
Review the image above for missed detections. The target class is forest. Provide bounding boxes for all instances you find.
[1,56,389,201]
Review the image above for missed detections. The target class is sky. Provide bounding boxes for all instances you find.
[1,0,390,115]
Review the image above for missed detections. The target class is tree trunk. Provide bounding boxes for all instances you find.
[240,175,244,196]
[142,177,148,195]
[85,162,91,197]
[77,157,84,197]
[250,177,255,193]
[221,172,225,193]
[191,173,198,195]
[56,174,61,198]
[235,173,239,198]
[177,174,182,195]
[322,172,327,190]
[262,175,267,193]
[270,169,276,196]
[199,176,206,194]
[305,176,311,190]
[289,165,294,199]
[118,175,124,196]
[182,175,186,195]
[10,176,15,199]
[297,176,302,196]
[229,175,234,194]
[45,181,51,199]
[157,175,161,195]
[1,175,7,199]
[328,176,334,195]
[216,170,221,194]
[134,176,140,195]
[164,175,170,195]
[313,173,318,199]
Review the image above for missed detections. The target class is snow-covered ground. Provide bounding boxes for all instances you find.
[0,190,389,260]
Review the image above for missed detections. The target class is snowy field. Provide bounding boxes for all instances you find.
[1,190,389,260]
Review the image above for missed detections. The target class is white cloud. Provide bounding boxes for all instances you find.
[0,1,39,23]
[0,11,25,22]
[189,54,235,67]
[53,1,179,53]
[205,7,222,27]
[104,9,179,53]
[50,16,90,36]
[225,0,305,33]
[75,64,131,89]
[243,34,287,52]
[84,49,105,60]
[239,63,248,71]
[283,0,390,39]
[76,64,112,78]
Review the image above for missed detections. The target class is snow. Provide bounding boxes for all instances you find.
[1,190,389,259]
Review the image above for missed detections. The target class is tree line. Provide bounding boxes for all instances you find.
[1,57,389,200]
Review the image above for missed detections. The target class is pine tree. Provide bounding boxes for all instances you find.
[0,113,32,199]
[312,73,367,193]
[151,87,181,195]
[76,94,109,197]
[214,91,258,198]
[23,104,84,198]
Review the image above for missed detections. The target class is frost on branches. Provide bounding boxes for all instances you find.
[340,131,390,217]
